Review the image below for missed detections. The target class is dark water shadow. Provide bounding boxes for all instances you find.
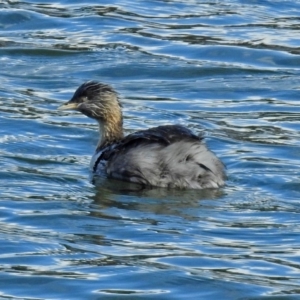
[90,175,226,221]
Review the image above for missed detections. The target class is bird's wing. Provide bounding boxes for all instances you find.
[108,124,202,154]
[93,125,203,170]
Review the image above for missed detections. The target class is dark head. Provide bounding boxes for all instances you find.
[58,81,124,146]
[58,81,122,121]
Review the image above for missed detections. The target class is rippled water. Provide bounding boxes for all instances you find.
[1,0,300,299]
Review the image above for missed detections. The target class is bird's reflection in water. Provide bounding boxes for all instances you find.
[90,174,226,221]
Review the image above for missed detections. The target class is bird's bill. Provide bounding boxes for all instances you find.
[57,102,78,110]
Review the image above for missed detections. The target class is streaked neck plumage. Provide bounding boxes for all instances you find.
[96,116,124,151]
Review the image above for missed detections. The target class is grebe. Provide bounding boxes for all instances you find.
[58,81,225,189]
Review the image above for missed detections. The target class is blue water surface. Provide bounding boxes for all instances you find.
[1,0,300,299]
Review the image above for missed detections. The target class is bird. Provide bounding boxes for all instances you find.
[58,81,226,189]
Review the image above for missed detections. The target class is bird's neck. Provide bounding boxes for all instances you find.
[96,119,124,152]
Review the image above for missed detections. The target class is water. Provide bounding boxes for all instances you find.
[1,0,300,299]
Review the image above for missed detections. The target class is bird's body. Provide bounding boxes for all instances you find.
[58,81,225,189]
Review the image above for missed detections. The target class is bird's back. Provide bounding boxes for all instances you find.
[92,125,225,189]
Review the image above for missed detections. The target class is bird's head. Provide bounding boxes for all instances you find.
[58,81,122,122]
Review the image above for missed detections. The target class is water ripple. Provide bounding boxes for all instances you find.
[1,0,300,299]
